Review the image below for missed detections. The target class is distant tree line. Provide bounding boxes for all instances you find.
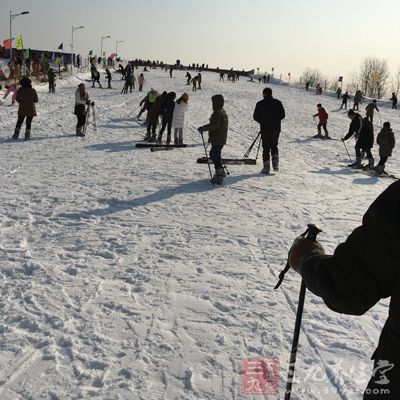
[299,57,400,99]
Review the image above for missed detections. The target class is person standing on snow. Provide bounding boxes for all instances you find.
[366,100,379,123]
[375,121,395,175]
[390,92,397,110]
[340,91,350,110]
[313,103,329,139]
[74,83,93,137]
[105,68,112,89]
[146,91,166,141]
[157,91,176,144]
[185,72,192,85]
[47,68,56,93]
[253,87,285,174]
[138,73,145,92]
[198,94,229,184]
[171,93,189,144]
[12,77,38,141]
[342,109,374,169]
[2,83,18,105]
[353,90,363,110]
[288,180,400,399]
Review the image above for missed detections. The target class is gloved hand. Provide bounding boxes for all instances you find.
[197,127,203,135]
[91,101,95,106]
[341,137,345,142]
[288,234,325,273]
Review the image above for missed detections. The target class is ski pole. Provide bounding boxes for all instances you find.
[255,134,262,161]
[377,111,382,126]
[275,224,322,400]
[342,139,353,164]
[198,129,214,186]
[244,131,261,158]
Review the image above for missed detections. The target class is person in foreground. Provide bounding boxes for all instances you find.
[198,94,229,184]
[288,181,400,399]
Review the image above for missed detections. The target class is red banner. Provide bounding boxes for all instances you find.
[3,39,11,49]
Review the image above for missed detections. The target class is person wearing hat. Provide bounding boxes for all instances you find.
[198,94,229,184]
[171,93,189,144]
[12,77,38,141]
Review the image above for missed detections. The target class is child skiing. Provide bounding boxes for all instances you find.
[340,91,350,110]
[12,77,38,141]
[313,103,329,139]
[198,94,229,184]
[171,93,189,144]
[2,83,18,105]
[375,122,395,174]
[138,73,145,91]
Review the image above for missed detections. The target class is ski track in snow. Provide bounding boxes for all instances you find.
[0,69,397,399]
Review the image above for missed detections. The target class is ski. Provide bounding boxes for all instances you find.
[135,143,188,148]
[343,164,398,180]
[197,157,257,165]
[150,146,175,152]
[309,135,338,141]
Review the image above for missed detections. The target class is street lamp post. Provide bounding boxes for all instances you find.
[115,40,124,67]
[70,25,84,75]
[100,35,111,67]
[9,10,29,61]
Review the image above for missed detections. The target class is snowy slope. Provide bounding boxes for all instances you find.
[0,69,398,400]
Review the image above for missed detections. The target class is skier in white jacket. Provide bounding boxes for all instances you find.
[171,93,189,144]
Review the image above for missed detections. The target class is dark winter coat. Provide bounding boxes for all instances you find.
[74,89,89,116]
[200,94,228,146]
[48,70,56,83]
[343,113,374,149]
[162,94,175,120]
[148,94,165,125]
[341,93,350,103]
[16,87,38,117]
[301,181,400,398]
[366,102,379,115]
[354,91,363,104]
[377,127,395,157]
[253,96,285,135]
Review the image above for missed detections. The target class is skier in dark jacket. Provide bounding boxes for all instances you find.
[253,87,285,174]
[198,94,229,184]
[185,72,192,85]
[157,92,176,144]
[47,68,56,93]
[146,91,166,141]
[341,91,350,109]
[91,68,103,88]
[375,121,395,174]
[74,83,93,137]
[366,100,379,123]
[105,68,112,89]
[353,90,363,111]
[342,109,374,168]
[390,93,397,109]
[288,180,400,399]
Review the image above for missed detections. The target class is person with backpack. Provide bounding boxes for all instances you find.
[342,109,374,169]
[366,100,379,123]
[287,180,400,399]
[198,94,229,184]
[375,121,395,174]
[313,103,329,139]
[12,77,38,141]
[340,91,350,110]
[253,87,285,174]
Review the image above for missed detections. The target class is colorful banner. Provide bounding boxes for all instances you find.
[15,35,23,50]
[23,48,30,59]
[3,39,11,49]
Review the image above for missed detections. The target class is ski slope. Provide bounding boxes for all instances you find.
[0,69,398,400]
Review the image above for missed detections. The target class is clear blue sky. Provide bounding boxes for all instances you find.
[2,0,400,80]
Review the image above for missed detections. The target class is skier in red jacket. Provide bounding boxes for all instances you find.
[313,103,329,139]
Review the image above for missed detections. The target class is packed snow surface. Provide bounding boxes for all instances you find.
[0,69,399,399]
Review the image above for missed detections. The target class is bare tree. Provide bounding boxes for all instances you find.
[299,68,327,88]
[390,67,400,97]
[356,57,390,98]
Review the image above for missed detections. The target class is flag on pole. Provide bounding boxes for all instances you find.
[15,35,23,50]
[58,43,63,50]
[3,39,11,49]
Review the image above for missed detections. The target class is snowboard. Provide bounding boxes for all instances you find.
[197,157,257,165]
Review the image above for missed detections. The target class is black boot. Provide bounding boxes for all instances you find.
[12,127,20,140]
